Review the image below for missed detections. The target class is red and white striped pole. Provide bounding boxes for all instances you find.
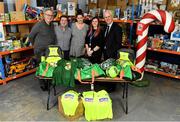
[135,10,175,75]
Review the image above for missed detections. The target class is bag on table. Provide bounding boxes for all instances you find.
[74,63,105,80]
[36,61,55,77]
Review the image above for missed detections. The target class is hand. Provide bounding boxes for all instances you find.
[87,50,93,56]
[89,50,93,56]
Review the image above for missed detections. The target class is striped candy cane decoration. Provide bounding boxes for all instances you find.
[135,10,175,73]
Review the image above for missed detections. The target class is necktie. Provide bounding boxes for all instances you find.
[105,26,109,38]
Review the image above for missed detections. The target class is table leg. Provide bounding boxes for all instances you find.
[47,79,50,110]
[91,84,94,91]
[125,82,128,114]
[53,85,56,96]
[122,82,125,99]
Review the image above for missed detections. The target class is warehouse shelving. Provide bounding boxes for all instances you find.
[0,20,36,84]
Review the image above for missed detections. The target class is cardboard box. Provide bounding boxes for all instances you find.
[117,0,127,6]
[108,0,116,6]
[98,0,108,9]
[0,2,4,13]
[88,3,97,9]
[18,25,30,37]
[58,96,84,121]
[116,0,127,11]
[167,0,180,11]
[10,11,25,21]
[128,0,139,5]
[15,0,31,11]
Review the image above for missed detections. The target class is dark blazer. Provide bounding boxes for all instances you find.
[103,22,122,59]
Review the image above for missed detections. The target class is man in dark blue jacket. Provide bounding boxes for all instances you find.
[103,10,122,60]
[102,10,123,92]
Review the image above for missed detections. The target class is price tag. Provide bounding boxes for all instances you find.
[153,71,157,73]
[5,22,9,25]
[13,76,16,79]
[10,51,13,53]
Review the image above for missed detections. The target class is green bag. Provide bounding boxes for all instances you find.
[36,61,55,77]
[75,63,105,80]
[99,58,116,71]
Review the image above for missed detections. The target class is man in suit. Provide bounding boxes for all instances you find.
[102,10,123,92]
[103,10,122,60]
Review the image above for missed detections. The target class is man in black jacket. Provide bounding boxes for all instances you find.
[102,10,123,92]
[103,10,122,60]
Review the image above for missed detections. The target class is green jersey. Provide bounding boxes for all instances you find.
[52,58,78,87]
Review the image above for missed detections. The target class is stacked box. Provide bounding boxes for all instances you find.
[10,11,25,21]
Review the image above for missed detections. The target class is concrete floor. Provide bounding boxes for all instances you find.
[0,73,180,121]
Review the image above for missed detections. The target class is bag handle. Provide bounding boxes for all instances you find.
[42,63,49,77]
[77,69,95,84]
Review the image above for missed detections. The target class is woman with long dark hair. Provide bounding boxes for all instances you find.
[85,17,103,63]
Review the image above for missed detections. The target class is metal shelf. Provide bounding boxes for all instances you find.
[145,68,180,79]
[0,68,36,85]
[0,46,33,56]
[2,20,38,25]
[147,48,180,55]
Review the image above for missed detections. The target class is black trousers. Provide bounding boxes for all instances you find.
[103,49,117,60]
[34,48,46,64]
[63,50,70,60]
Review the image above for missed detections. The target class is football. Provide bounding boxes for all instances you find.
[106,66,119,78]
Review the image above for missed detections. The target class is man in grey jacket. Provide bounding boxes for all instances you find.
[29,8,56,91]
[29,8,56,64]
[54,15,71,60]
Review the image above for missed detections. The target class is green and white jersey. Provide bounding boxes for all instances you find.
[53,58,78,87]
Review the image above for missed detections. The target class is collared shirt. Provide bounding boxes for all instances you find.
[107,22,113,32]
[54,25,72,51]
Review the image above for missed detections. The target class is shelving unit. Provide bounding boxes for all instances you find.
[147,48,180,55]
[0,20,36,85]
[2,20,38,25]
[144,23,180,79]
[0,46,33,56]
[145,68,180,79]
[0,68,36,85]
[0,46,35,84]
[145,48,180,79]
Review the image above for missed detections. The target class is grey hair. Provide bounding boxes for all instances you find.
[103,10,113,17]
[43,7,53,13]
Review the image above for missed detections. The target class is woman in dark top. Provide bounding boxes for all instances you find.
[85,17,103,63]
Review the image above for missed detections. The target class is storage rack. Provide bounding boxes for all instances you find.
[0,20,37,84]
